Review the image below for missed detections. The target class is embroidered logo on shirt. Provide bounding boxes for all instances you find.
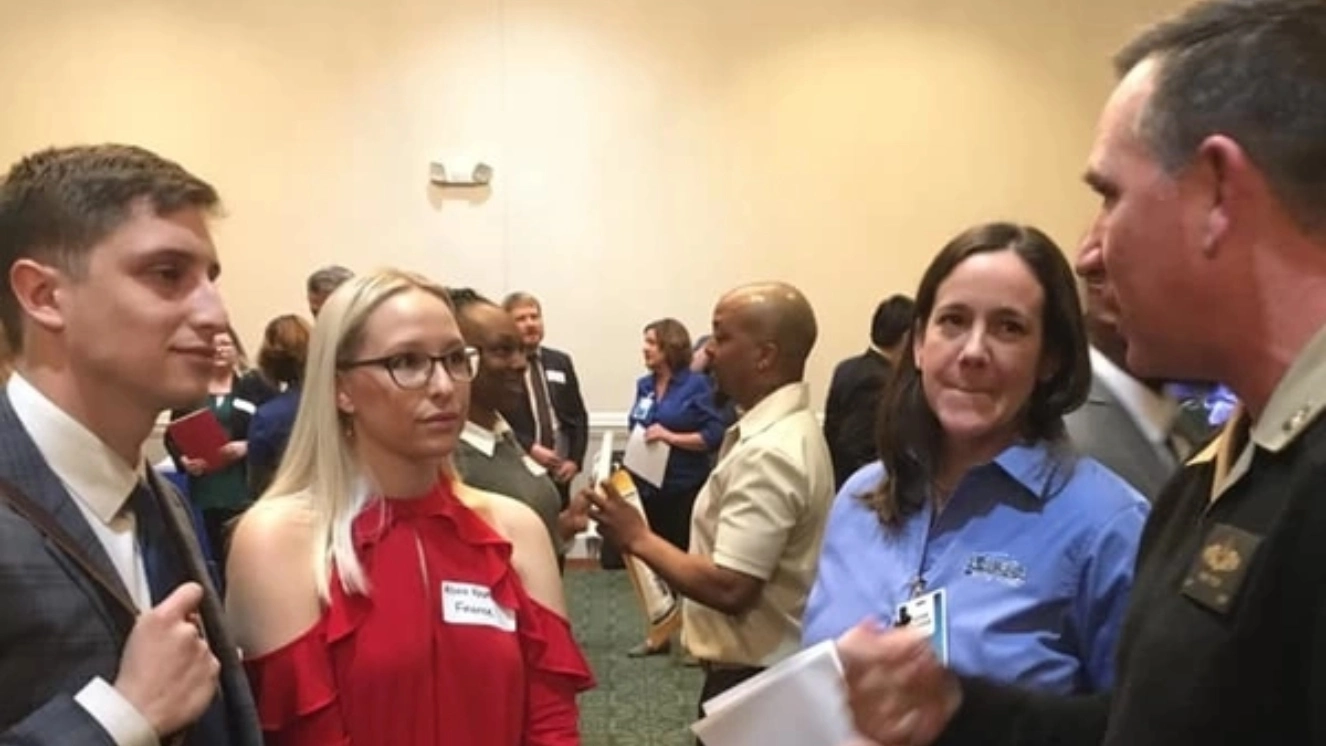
[963,553,1027,587]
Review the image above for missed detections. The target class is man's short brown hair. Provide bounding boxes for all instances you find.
[0,144,220,350]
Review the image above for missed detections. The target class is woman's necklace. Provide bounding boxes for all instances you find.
[930,476,959,518]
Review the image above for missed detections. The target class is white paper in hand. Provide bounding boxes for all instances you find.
[691,641,855,746]
[622,425,670,488]
[593,431,615,483]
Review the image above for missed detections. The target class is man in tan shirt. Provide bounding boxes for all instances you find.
[587,281,835,725]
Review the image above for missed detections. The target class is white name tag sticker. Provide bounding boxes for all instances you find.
[442,581,517,632]
[545,369,567,384]
[233,398,257,415]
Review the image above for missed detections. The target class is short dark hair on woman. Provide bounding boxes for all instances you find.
[865,222,1091,527]
[644,318,693,373]
[258,314,313,387]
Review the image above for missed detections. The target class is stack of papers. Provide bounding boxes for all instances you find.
[690,641,858,746]
[622,425,670,488]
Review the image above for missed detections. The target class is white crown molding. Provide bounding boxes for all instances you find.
[589,411,630,430]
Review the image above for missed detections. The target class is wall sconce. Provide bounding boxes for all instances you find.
[429,159,494,187]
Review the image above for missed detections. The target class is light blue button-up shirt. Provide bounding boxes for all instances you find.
[803,442,1148,693]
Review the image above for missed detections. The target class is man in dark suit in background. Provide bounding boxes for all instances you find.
[823,294,914,488]
[1066,267,1194,500]
[501,291,589,503]
[0,145,262,746]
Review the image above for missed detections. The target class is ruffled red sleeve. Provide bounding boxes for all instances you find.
[243,618,352,746]
[520,598,596,746]
[427,479,596,746]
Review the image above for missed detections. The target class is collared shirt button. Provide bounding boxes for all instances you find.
[1285,404,1312,433]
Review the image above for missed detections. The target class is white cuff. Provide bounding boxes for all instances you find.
[74,677,160,746]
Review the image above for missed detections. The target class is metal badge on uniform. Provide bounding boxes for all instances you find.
[545,369,567,384]
[1181,523,1262,614]
[895,588,949,665]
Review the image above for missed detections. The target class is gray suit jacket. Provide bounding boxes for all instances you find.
[0,392,262,746]
[1065,372,1177,501]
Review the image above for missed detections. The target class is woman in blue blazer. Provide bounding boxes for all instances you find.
[624,318,728,656]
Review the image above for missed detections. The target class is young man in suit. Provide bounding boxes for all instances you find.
[0,145,262,746]
[501,291,589,503]
[586,282,835,740]
[822,294,914,489]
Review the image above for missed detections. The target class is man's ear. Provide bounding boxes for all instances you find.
[9,258,67,336]
[1193,134,1253,258]
[756,340,778,372]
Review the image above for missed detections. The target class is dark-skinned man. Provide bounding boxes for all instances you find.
[586,281,834,741]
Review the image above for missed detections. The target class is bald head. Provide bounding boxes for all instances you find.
[719,282,817,366]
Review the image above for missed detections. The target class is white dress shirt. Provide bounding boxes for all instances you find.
[8,374,160,746]
[1089,347,1180,453]
[525,348,562,450]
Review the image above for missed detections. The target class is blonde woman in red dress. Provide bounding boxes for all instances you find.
[225,270,594,746]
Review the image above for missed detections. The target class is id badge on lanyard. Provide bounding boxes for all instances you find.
[896,588,950,665]
[632,393,656,423]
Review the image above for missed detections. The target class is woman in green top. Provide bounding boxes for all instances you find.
[167,326,275,567]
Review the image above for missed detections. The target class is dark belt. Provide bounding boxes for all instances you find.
[699,659,761,674]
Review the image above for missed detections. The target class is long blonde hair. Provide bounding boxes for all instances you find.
[262,268,455,600]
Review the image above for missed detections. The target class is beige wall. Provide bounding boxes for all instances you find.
[0,0,1181,413]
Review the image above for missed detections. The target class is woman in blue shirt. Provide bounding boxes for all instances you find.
[625,318,727,656]
[803,222,1148,694]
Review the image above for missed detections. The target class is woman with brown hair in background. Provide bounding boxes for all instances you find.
[624,317,727,657]
[167,324,276,568]
[248,314,313,497]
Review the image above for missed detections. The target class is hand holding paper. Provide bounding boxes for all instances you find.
[582,452,681,645]
[582,473,650,553]
[690,641,856,746]
[835,621,962,746]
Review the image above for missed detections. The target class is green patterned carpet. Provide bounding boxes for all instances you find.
[566,568,703,746]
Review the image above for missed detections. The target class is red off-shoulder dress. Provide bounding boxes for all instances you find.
[244,480,595,746]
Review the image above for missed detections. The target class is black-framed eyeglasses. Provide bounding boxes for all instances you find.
[339,347,480,390]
